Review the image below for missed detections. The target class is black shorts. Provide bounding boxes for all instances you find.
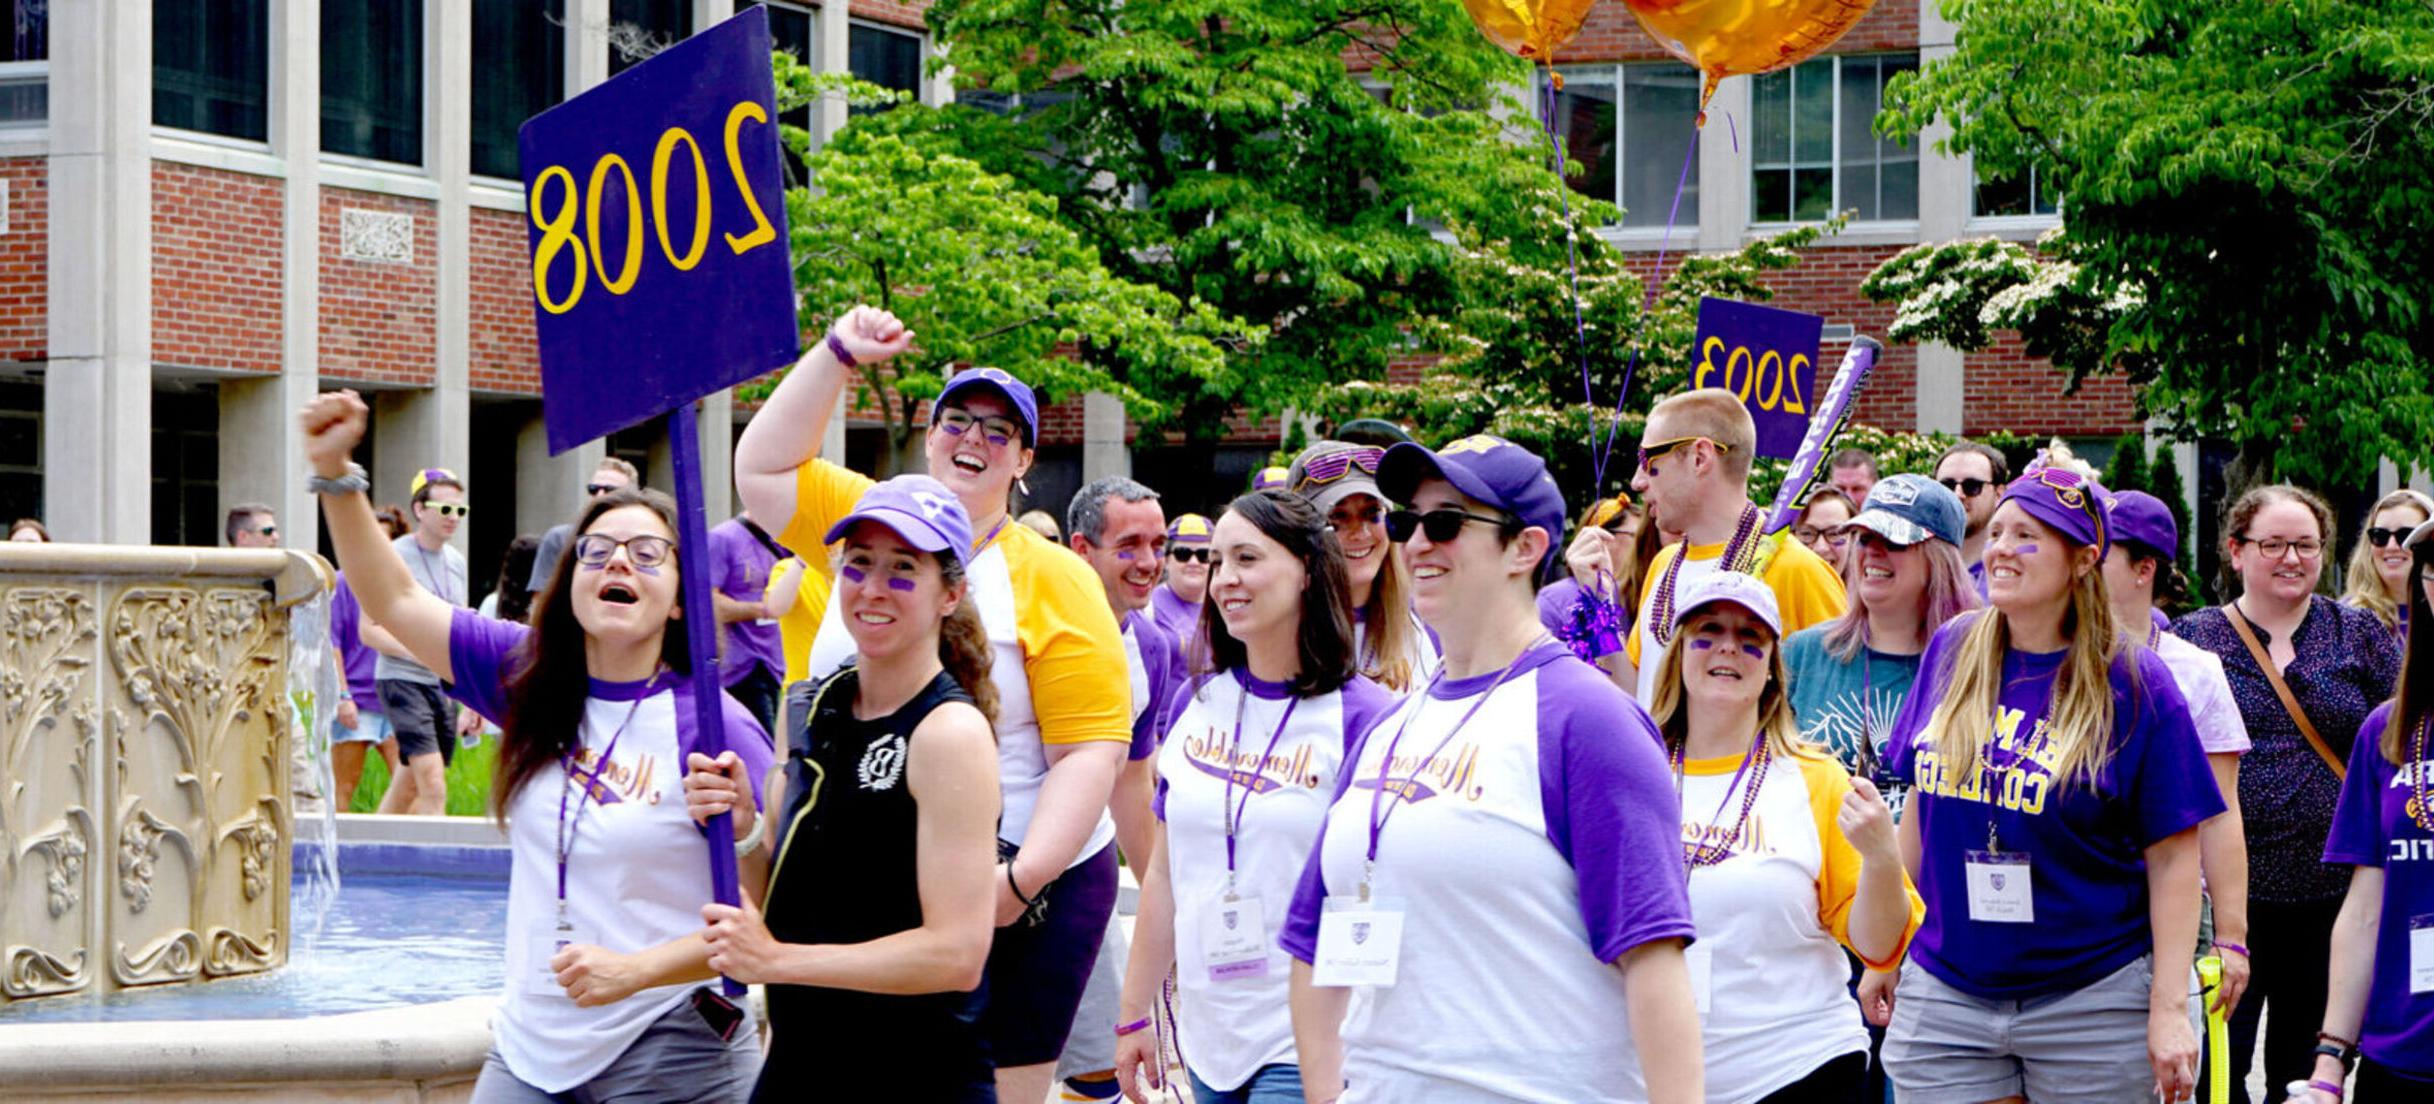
[377,679,457,766]
[981,842,1119,1067]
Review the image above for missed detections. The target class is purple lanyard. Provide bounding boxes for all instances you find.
[556,697,645,906]
[1222,683,1301,881]
[1363,643,1541,880]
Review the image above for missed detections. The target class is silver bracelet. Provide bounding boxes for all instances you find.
[308,462,370,496]
[734,809,767,856]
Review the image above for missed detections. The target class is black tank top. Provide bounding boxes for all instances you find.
[753,666,995,1102]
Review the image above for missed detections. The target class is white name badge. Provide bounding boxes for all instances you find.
[1311,896,1404,988]
[2412,915,2434,995]
[1199,895,1272,983]
[1684,944,1713,1016]
[1964,850,2035,923]
[523,920,594,998]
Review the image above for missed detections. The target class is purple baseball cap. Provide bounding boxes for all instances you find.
[1672,570,1784,637]
[2105,490,2179,562]
[1998,463,2109,556]
[1250,466,1291,492]
[1377,434,1569,573]
[932,367,1040,448]
[823,474,977,570]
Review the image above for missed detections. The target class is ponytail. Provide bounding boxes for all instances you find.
[932,551,998,731]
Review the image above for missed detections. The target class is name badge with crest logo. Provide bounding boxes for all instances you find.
[1198,894,1271,982]
[1312,895,1404,987]
[1964,850,2033,923]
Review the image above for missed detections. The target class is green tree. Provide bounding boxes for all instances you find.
[750,57,1258,471]
[2099,432,2150,499]
[1873,0,2434,490]
[885,0,1594,436]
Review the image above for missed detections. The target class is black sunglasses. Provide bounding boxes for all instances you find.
[1938,477,1991,498]
[1169,546,1212,564]
[586,482,621,496]
[2367,526,2415,548]
[1385,508,1513,544]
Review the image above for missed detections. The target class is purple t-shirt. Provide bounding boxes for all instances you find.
[1536,577,1583,637]
[329,571,380,711]
[2323,703,2434,1078]
[708,518,788,686]
[441,608,775,804]
[1886,613,2224,999]
[1149,583,1202,656]
[1125,609,1191,762]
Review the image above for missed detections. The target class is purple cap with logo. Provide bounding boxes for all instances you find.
[932,367,1040,448]
[823,474,977,570]
[2105,490,2179,562]
[1998,462,2109,556]
[1378,435,1569,573]
[1672,570,1784,638]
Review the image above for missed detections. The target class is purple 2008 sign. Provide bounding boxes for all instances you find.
[519,6,801,455]
[1688,298,1827,460]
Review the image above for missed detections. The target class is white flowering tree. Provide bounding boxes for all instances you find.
[1860,233,2146,397]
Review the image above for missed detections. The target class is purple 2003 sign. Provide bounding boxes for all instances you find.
[519,6,801,455]
[1688,298,1827,460]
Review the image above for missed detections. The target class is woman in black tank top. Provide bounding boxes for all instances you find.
[684,475,1003,1101]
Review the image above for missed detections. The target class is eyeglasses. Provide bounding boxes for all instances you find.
[1169,546,1212,564]
[2234,534,2324,560]
[1328,503,1385,532]
[585,483,622,497]
[1293,446,1384,493]
[253,525,278,538]
[934,408,1020,448]
[1637,436,1726,473]
[1938,477,1992,498]
[430,503,471,519]
[1794,527,1849,548]
[573,533,674,568]
[2367,526,2415,548]
[1385,508,1512,544]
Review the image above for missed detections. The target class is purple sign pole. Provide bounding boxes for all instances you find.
[520,8,801,999]
[1765,336,1883,534]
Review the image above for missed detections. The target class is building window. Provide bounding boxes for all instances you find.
[1552,64,1703,229]
[155,0,271,141]
[323,0,425,164]
[610,0,691,77]
[748,2,817,176]
[1751,53,1919,224]
[849,22,922,115]
[471,0,563,180]
[1975,165,2060,218]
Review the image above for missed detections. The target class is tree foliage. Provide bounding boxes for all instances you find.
[750,56,1258,467]
[1876,0,2434,487]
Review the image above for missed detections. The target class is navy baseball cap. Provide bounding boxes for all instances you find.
[2106,490,2179,562]
[1378,435,1569,572]
[823,474,977,570]
[932,367,1039,448]
[1846,473,1966,548]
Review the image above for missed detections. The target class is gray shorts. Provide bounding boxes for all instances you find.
[1883,954,2200,1104]
[1055,909,1131,1079]
[469,988,762,1104]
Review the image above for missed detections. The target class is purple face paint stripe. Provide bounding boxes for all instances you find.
[2013,544,2041,557]
[1738,643,1766,659]
[886,577,917,592]
[839,564,866,584]
[1688,638,1715,650]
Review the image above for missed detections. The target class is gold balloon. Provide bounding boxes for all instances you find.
[1460,0,1604,62]
[1622,0,1882,105]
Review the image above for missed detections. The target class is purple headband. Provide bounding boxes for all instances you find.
[1999,465,2109,556]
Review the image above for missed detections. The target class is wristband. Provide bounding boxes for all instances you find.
[1007,863,1041,907]
[307,462,370,496]
[1114,1017,1151,1037]
[2308,1079,2344,1100]
[2212,940,2248,959]
[825,332,858,368]
[733,809,767,857]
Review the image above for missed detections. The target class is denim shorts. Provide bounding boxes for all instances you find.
[1883,954,2199,1104]
[333,709,390,746]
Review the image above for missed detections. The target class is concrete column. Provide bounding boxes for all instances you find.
[45,0,153,543]
[2379,458,2401,498]
[516,414,604,535]
[696,394,734,521]
[1696,76,1751,252]
[821,393,847,465]
[815,0,850,146]
[433,0,475,554]
[1081,391,1128,483]
[693,0,735,36]
[1913,0,1971,436]
[572,0,612,93]
[371,389,446,514]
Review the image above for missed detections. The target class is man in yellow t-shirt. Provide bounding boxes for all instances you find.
[1626,388,1846,702]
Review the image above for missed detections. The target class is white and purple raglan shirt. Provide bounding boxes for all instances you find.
[442,610,775,1093]
[2323,703,2434,1080]
[1280,642,1693,1103]
[1885,613,2222,1000]
[1153,669,1396,1092]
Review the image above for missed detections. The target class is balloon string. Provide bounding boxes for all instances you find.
[1538,67,1610,497]
[1589,104,1706,490]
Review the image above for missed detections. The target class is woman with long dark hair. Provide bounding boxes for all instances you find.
[2303,519,2434,1097]
[300,390,772,1103]
[1112,490,1393,1103]
[685,475,1004,1102]
[1882,463,2219,1102]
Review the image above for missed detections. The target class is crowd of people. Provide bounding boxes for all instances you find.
[283,302,2434,1103]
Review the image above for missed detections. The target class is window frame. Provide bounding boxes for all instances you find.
[1747,52,1922,229]
[1968,159,2064,230]
[319,0,430,168]
[469,0,567,185]
[1551,62,1706,236]
[153,0,274,147]
[847,19,926,114]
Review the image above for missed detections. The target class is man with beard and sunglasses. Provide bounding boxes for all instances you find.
[1625,389,1847,705]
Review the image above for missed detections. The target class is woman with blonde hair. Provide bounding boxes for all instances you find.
[1881,462,2220,1103]
[1651,571,1922,1102]
[2339,489,2433,635]
[1285,441,1436,691]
